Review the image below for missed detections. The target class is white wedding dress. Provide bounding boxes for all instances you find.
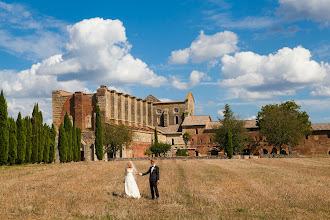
[125,168,141,199]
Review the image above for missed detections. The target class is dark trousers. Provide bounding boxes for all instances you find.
[149,181,159,199]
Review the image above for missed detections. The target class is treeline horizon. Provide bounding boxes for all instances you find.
[0,90,56,165]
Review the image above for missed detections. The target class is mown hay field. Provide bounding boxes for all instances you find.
[0,158,329,219]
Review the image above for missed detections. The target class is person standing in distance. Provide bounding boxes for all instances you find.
[139,159,159,200]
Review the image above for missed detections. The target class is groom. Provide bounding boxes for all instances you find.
[139,159,159,200]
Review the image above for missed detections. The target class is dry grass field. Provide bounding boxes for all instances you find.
[0,158,329,220]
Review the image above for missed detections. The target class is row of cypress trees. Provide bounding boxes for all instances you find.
[58,112,81,163]
[0,90,56,165]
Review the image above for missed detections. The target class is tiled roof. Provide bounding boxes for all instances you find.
[311,123,330,131]
[205,121,221,130]
[244,120,258,128]
[157,125,180,134]
[182,116,211,126]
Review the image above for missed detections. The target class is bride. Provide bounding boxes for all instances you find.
[123,161,141,199]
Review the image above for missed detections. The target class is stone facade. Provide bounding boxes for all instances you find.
[53,85,330,161]
[52,85,193,161]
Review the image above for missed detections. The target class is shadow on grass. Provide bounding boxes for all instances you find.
[109,192,153,200]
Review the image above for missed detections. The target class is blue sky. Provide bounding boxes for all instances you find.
[0,0,330,124]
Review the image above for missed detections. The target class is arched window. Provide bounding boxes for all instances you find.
[172,139,174,145]
[86,115,92,128]
[69,115,73,125]
[195,128,198,134]
[191,139,194,143]
[175,116,179,124]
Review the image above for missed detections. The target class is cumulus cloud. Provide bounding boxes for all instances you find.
[220,46,330,99]
[277,0,330,23]
[37,18,166,86]
[172,70,206,90]
[217,109,224,117]
[169,30,238,64]
[310,85,330,97]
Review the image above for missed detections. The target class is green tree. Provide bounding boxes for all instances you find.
[0,90,9,165]
[150,142,171,157]
[58,123,67,162]
[49,124,56,163]
[31,104,42,163]
[144,148,152,157]
[72,123,78,161]
[38,123,45,163]
[257,100,312,154]
[8,117,17,165]
[176,149,188,156]
[214,104,247,155]
[43,125,50,163]
[76,127,81,161]
[182,132,191,150]
[95,106,103,160]
[64,112,73,162]
[24,116,32,163]
[103,123,132,158]
[16,112,26,164]
[225,131,233,158]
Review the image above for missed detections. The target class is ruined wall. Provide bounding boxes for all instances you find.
[153,102,186,127]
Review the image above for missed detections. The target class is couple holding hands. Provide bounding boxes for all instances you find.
[124,159,159,200]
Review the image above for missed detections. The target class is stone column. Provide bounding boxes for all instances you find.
[117,93,124,124]
[131,96,136,126]
[136,98,142,126]
[143,100,147,125]
[147,102,153,126]
[125,94,131,126]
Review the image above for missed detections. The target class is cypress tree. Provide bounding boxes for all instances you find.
[16,112,26,164]
[58,123,67,162]
[0,90,9,165]
[43,125,50,163]
[8,117,17,165]
[49,124,56,163]
[64,112,72,162]
[31,104,39,163]
[95,105,103,160]
[226,131,233,159]
[24,116,32,163]
[72,123,78,161]
[37,117,44,163]
[76,127,81,161]
[154,127,158,144]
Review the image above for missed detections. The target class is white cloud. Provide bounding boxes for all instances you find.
[169,30,238,64]
[310,85,330,97]
[208,13,275,29]
[37,18,166,86]
[246,115,256,120]
[172,70,206,90]
[217,109,224,117]
[0,1,66,60]
[277,0,330,23]
[220,46,329,99]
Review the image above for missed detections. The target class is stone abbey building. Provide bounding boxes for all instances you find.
[52,85,330,161]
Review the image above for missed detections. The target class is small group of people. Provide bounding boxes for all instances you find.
[123,159,159,200]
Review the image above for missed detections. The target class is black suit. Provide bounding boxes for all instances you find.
[143,165,159,199]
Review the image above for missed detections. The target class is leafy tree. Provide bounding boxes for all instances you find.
[150,142,171,157]
[225,131,233,158]
[16,112,26,164]
[0,90,9,165]
[95,106,103,160]
[182,132,191,150]
[49,124,57,163]
[257,100,312,154]
[103,123,132,158]
[76,127,81,161]
[43,125,50,163]
[58,123,67,162]
[214,104,247,155]
[8,117,17,165]
[24,116,32,163]
[176,149,188,156]
[64,112,72,162]
[144,148,152,157]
